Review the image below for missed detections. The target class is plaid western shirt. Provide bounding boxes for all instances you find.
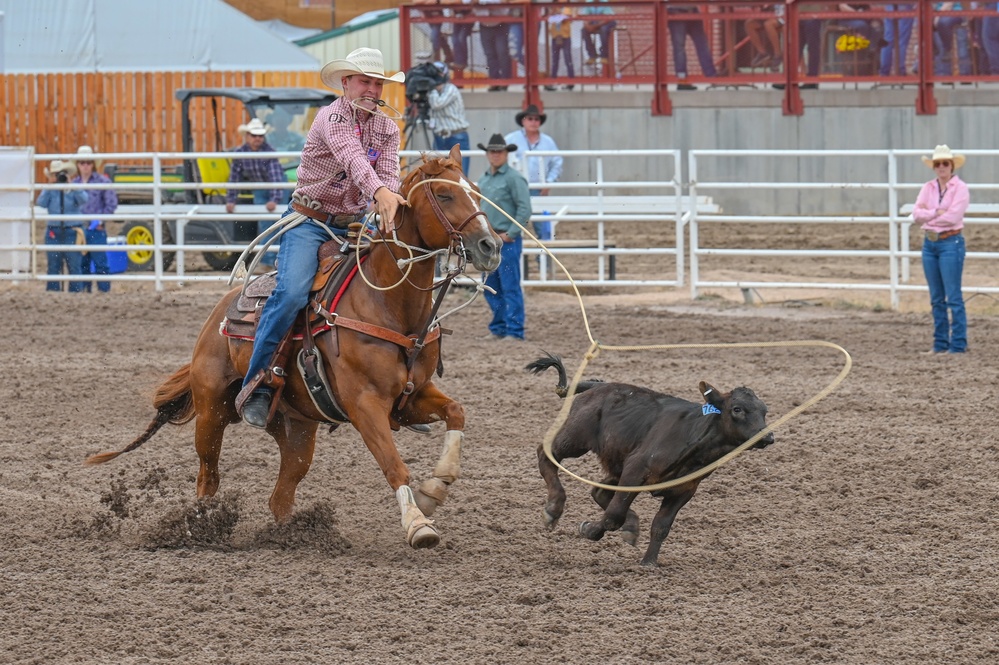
[428,83,468,137]
[295,96,401,214]
[226,142,285,205]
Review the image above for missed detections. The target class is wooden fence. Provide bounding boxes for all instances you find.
[0,70,408,164]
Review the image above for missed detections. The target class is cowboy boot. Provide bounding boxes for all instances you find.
[241,389,274,428]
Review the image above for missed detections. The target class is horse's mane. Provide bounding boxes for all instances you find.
[401,153,463,192]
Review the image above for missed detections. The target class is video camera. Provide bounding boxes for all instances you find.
[55,172,69,184]
[405,62,446,117]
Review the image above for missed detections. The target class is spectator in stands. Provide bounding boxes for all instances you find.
[934,3,973,76]
[37,160,88,292]
[746,4,785,70]
[475,1,513,90]
[880,4,915,76]
[476,133,531,342]
[580,0,617,69]
[666,2,718,90]
[980,2,999,74]
[836,3,884,48]
[73,145,118,293]
[505,104,563,240]
[448,2,474,82]
[912,145,970,354]
[545,0,576,90]
[774,2,822,89]
[412,0,454,65]
[427,62,471,175]
[226,118,287,267]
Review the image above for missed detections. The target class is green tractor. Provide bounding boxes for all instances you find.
[111,87,336,271]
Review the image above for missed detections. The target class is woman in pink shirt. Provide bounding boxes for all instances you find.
[912,145,970,354]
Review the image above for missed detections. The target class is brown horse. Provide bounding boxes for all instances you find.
[86,144,502,549]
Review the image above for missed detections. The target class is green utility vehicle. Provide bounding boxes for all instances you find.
[111,87,336,271]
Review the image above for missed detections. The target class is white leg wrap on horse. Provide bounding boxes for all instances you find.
[432,430,464,484]
[396,485,437,547]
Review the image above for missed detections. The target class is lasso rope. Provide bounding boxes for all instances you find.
[462,183,854,493]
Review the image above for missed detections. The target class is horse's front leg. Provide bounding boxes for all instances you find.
[351,392,441,549]
[399,384,466,517]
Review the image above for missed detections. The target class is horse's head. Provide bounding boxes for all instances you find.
[400,145,502,272]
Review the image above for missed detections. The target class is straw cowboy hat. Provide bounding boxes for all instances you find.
[237,118,271,136]
[515,104,547,127]
[921,145,966,170]
[44,159,77,178]
[476,133,518,152]
[320,47,405,91]
[74,145,102,169]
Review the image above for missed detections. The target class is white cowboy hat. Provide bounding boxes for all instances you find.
[320,47,405,91]
[74,145,102,169]
[237,118,270,136]
[44,159,77,178]
[921,145,966,170]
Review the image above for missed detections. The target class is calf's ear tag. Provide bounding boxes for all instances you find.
[702,403,722,416]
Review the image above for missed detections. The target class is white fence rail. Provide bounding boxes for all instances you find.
[688,149,999,309]
[4,148,999,309]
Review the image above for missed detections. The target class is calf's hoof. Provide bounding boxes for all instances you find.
[578,521,605,542]
[639,556,660,568]
[543,508,560,529]
[620,527,639,547]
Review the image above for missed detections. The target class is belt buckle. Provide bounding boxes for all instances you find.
[926,231,940,242]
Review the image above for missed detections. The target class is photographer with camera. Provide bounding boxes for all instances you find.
[424,62,471,175]
[37,159,89,292]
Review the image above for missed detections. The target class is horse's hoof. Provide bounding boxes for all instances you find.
[415,478,448,516]
[408,524,441,550]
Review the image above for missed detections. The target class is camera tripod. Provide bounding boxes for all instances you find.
[403,103,435,152]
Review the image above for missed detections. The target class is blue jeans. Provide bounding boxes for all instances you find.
[433,131,471,175]
[484,236,524,339]
[880,4,914,76]
[82,227,111,292]
[922,234,967,353]
[583,20,616,60]
[983,16,999,75]
[243,210,338,388]
[452,21,473,69]
[45,225,84,292]
[668,19,717,77]
[934,18,972,76]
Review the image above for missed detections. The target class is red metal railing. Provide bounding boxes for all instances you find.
[399,1,999,116]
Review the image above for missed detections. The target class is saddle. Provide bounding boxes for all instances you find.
[222,238,359,341]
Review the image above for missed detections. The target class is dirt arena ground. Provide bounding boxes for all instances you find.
[2,245,998,663]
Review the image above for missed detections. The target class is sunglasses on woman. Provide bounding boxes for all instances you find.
[933,161,951,168]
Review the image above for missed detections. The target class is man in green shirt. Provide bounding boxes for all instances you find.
[476,133,532,341]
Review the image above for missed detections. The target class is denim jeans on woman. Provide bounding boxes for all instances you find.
[922,234,967,353]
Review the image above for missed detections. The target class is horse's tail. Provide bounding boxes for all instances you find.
[524,351,604,399]
[84,364,194,466]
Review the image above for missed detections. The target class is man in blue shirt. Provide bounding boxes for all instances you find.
[476,133,532,341]
[505,104,562,241]
[37,160,89,292]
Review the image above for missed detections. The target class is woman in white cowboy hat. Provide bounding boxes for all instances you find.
[236,47,409,429]
[912,144,970,354]
[37,159,89,292]
[73,145,119,293]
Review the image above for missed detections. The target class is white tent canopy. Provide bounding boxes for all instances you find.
[0,0,319,73]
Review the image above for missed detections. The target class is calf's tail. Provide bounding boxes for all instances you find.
[84,364,195,466]
[525,351,604,398]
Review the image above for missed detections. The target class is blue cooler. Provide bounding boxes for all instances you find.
[107,236,128,274]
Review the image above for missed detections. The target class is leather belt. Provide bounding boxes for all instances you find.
[436,128,468,139]
[291,202,364,229]
[925,229,961,242]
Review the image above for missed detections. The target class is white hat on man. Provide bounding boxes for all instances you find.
[237,118,271,136]
[320,47,405,91]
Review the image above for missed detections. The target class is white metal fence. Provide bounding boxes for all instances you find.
[687,149,999,309]
[4,147,999,309]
